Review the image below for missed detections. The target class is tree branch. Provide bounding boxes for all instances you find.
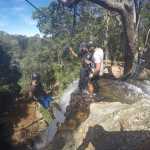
[144,28,150,48]
[60,0,126,13]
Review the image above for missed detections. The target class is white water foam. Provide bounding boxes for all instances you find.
[34,79,79,149]
[124,82,150,99]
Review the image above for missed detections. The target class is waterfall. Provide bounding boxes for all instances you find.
[34,79,150,149]
[34,79,79,149]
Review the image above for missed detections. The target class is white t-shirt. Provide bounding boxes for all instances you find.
[90,48,104,76]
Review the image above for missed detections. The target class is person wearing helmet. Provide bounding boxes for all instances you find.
[69,42,93,94]
[85,40,104,101]
[29,72,65,127]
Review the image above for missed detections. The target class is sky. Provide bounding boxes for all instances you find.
[0,0,55,37]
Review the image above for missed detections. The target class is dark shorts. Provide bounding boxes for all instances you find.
[37,94,53,109]
[89,75,100,85]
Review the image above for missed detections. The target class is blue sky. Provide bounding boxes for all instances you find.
[0,0,54,37]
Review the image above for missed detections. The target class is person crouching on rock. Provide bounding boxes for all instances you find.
[29,72,65,127]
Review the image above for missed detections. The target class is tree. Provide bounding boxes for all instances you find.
[60,0,143,76]
[140,0,150,48]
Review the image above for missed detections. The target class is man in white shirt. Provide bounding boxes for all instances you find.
[85,40,104,100]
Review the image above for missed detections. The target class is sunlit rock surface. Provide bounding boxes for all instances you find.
[42,79,150,150]
[42,101,150,149]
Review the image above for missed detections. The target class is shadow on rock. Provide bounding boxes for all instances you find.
[77,124,150,150]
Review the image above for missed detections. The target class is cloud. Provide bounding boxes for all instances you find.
[12,5,26,12]
[21,15,37,25]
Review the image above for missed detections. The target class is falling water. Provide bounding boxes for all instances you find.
[34,79,79,149]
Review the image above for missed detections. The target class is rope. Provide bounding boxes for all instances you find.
[25,0,66,28]
[0,117,43,140]
[25,0,51,22]
[110,69,133,86]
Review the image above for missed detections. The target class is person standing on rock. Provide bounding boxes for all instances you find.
[85,40,104,101]
[29,72,65,127]
[69,42,93,94]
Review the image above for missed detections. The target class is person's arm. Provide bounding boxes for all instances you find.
[89,63,100,78]
[29,85,37,101]
[69,47,78,57]
[89,53,101,78]
[85,59,91,64]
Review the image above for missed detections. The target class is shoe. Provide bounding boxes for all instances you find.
[82,89,89,94]
[56,122,61,127]
[86,91,97,96]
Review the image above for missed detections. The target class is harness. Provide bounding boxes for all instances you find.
[81,51,93,74]
[30,82,45,99]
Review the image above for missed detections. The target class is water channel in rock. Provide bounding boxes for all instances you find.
[34,78,150,150]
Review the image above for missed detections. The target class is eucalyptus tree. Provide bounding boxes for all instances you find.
[60,0,143,76]
[75,1,124,61]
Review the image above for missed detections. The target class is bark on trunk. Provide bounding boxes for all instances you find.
[104,11,109,60]
[121,9,135,75]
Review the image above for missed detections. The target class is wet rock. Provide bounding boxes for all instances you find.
[43,98,150,150]
[103,61,124,79]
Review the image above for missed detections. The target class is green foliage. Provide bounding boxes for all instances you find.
[0,41,21,95]
[0,0,149,120]
[38,106,50,123]
[139,0,150,47]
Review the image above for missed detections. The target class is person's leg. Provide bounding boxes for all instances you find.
[47,107,55,119]
[78,68,82,90]
[40,95,56,119]
[51,101,61,111]
[83,75,90,90]
[51,100,65,115]
[78,68,87,91]
[47,106,60,126]
[42,95,61,126]
[88,83,94,96]
[88,76,100,97]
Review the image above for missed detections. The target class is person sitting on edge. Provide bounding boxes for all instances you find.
[69,42,93,94]
[85,40,104,101]
[29,72,65,127]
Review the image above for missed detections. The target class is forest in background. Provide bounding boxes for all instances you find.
[0,0,150,105]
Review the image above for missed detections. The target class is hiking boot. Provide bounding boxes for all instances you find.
[56,122,61,127]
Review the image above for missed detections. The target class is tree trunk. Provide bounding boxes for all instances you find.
[104,11,109,61]
[121,9,135,75]
[59,0,139,76]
